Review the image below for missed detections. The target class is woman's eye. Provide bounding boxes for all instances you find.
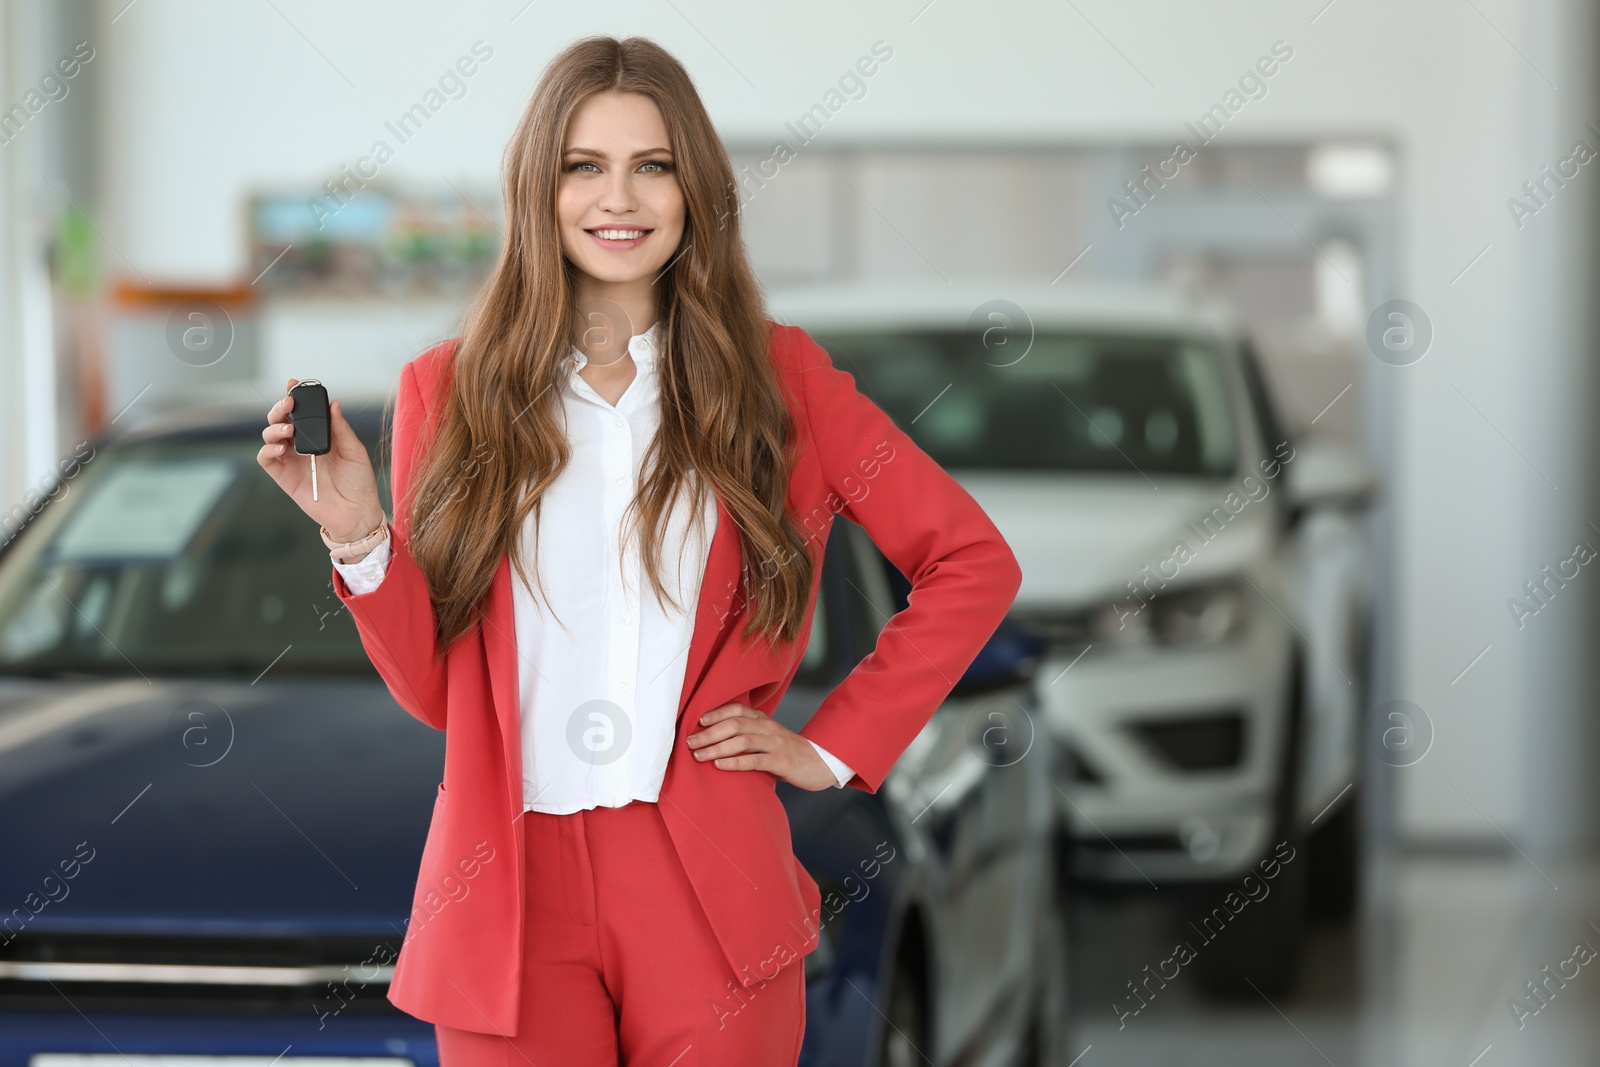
[568,162,597,173]
[641,160,674,174]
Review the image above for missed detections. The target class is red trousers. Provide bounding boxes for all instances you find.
[433,798,807,1066]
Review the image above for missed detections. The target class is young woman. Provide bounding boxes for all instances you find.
[258,34,1021,1067]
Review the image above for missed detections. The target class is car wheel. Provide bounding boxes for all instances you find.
[1307,784,1361,921]
[1190,648,1308,999]
[1309,608,1371,922]
[1186,830,1309,998]
[1016,833,1072,1066]
[877,954,926,1067]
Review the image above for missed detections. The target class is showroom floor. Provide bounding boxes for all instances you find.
[1067,851,1600,1066]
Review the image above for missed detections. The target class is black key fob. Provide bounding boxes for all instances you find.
[289,380,331,456]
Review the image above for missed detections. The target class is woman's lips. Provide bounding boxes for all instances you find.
[585,228,653,251]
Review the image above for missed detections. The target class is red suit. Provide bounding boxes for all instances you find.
[331,320,1023,1042]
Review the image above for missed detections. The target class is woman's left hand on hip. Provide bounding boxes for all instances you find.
[685,703,838,791]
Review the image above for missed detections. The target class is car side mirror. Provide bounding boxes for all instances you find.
[952,618,1048,696]
[1286,435,1379,526]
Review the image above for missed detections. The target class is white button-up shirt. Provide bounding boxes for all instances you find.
[334,322,855,812]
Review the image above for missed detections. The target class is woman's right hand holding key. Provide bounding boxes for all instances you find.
[258,379,387,553]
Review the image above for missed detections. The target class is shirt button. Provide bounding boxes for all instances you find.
[621,614,631,623]
[621,682,631,691]
[615,476,625,486]
[614,418,624,428]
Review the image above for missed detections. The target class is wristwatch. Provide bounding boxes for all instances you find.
[321,518,389,564]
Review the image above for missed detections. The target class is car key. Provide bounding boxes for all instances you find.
[289,379,331,501]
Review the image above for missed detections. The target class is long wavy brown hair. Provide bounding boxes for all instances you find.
[398,35,814,658]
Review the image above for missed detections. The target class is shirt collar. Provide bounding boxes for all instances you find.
[569,320,662,374]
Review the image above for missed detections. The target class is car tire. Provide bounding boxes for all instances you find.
[1307,785,1361,922]
[1309,608,1372,923]
[877,954,926,1067]
[1189,647,1308,999]
[1016,831,1072,1067]
[1186,830,1309,998]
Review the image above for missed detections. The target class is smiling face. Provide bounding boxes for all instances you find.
[557,90,686,327]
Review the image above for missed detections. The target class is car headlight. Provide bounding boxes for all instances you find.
[1091,580,1247,648]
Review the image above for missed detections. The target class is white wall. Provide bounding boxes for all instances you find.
[1,1,62,546]
[92,0,1593,850]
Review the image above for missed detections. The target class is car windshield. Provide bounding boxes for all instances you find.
[0,432,390,679]
[809,330,1238,475]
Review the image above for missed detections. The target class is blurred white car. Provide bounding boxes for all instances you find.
[768,281,1378,994]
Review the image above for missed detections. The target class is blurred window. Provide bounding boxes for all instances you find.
[0,434,386,678]
[1237,336,1293,455]
[793,585,829,686]
[811,331,1239,476]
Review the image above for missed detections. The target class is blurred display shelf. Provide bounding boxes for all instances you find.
[106,286,469,430]
[256,294,468,406]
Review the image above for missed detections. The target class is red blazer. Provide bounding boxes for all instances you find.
[332,320,1023,1036]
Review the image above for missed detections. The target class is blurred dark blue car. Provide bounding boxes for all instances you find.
[0,400,1068,1067]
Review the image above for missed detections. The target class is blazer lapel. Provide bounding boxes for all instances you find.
[676,494,741,725]
[482,553,521,814]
